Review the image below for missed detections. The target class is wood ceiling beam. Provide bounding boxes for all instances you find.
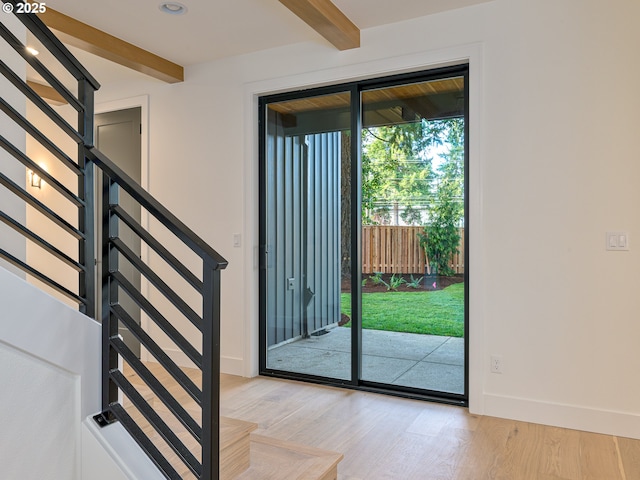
[37,8,184,84]
[279,0,360,50]
[27,80,67,106]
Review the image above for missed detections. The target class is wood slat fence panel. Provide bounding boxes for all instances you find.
[362,226,465,274]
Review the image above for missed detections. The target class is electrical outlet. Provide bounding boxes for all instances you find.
[491,354,503,374]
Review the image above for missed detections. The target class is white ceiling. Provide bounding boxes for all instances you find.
[42,0,491,66]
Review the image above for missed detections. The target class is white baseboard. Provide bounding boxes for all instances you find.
[483,393,640,439]
[160,348,245,377]
[221,356,245,376]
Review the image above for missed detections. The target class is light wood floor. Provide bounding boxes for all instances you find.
[126,363,640,479]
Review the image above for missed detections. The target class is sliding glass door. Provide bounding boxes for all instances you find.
[359,76,466,395]
[260,66,468,403]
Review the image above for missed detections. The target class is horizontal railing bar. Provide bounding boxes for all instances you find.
[111,338,202,443]
[0,248,85,304]
[0,22,83,111]
[0,98,82,175]
[0,171,84,240]
[0,135,84,208]
[108,403,182,480]
[110,369,202,477]
[0,211,83,272]
[111,237,203,331]
[111,205,203,292]
[112,271,202,368]
[0,59,83,143]
[111,304,202,405]
[8,4,100,89]
[90,147,228,269]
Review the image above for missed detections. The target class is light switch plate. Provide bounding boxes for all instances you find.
[606,231,629,251]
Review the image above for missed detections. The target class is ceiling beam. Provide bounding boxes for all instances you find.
[27,80,67,106]
[37,8,184,83]
[279,0,360,50]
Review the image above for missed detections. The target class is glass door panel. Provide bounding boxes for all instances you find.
[263,91,353,381]
[360,77,466,395]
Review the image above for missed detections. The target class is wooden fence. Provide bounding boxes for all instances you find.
[362,226,465,274]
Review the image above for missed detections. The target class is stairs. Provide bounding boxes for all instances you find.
[220,417,256,479]
[124,363,343,479]
[236,433,343,480]
[221,420,342,480]
[2,11,341,479]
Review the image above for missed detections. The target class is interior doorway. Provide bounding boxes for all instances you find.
[259,66,468,404]
[95,107,142,357]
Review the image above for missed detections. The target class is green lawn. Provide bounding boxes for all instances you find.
[341,283,464,337]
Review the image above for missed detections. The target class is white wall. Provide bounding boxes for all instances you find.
[92,0,640,438]
[0,267,101,479]
[0,343,78,479]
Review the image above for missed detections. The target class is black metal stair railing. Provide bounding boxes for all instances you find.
[89,146,228,479]
[0,8,99,313]
[1,4,227,479]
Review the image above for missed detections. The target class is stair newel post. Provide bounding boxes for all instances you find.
[102,173,120,411]
[201,259,222,480]
[81,153,95,318]
[79,77,96,318]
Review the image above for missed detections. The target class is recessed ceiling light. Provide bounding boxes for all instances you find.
[26,46,39,56]
[159,2,187,15]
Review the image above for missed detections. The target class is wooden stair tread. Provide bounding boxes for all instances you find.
[122,365,342,479]
[220,416,258,450]
[233,433,343,480]
[220,417,257,479]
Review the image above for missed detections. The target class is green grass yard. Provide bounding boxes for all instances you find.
[341,282,464,337]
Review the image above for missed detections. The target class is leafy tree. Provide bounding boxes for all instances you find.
[400,205,423,225]
[362,121,446,225]
[361,118,465,225]
[419,118,464,276]
[360,117,464,275]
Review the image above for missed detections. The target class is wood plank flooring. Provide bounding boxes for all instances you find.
[125,363,640,479]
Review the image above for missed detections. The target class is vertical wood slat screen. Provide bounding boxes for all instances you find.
[362,226,464,274]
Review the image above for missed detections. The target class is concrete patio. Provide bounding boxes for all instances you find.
[267,327,464,394]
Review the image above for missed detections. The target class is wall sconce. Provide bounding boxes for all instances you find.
[29,170,42,189]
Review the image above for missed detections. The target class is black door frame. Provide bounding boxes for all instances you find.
[258,64,469,406]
